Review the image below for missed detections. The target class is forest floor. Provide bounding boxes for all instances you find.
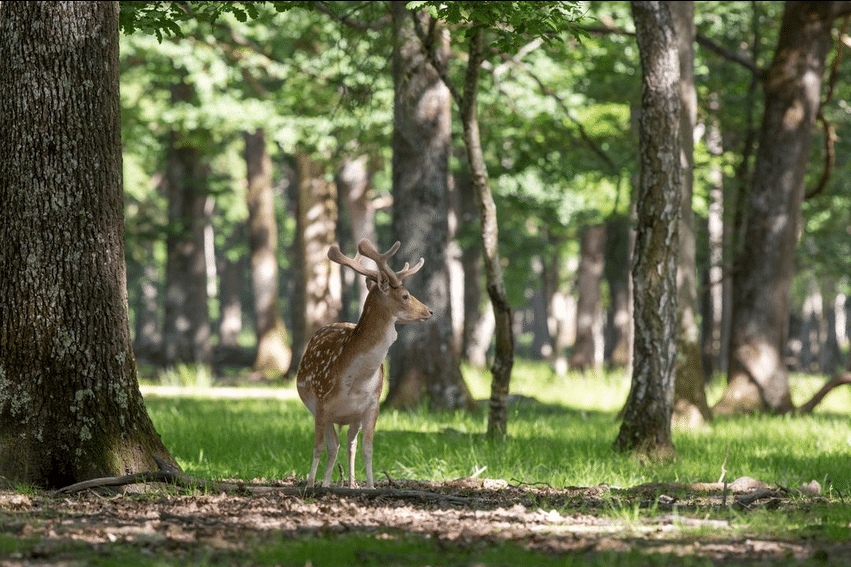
[2,476,850,566]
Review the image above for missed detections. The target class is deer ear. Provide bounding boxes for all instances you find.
[365,278,389,294]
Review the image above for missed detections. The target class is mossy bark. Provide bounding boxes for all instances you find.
[0,2,176,489]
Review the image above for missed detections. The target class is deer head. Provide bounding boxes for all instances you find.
[328,239,431,323]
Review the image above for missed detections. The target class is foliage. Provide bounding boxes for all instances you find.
[119,1,313,42]
[114,1,851,364]
[409,0,588,51]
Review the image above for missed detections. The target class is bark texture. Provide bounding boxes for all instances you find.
[387,1,473,411]
[715,1,851,414]
[614,1,680,459]
[0,1,176,488]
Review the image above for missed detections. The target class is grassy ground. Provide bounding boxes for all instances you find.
[3,361,850,566]
[144,360,851,495]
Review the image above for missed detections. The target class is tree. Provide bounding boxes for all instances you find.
[715,1,851,415]
[386,1,473,411]
[292,150,341,370]
[613,0,680,460]
[569,224,606,372]
[161,80,214,370]
[670,0,712,427]
[413,0,584,434]
[0,1,176,487]
[244,128,292,378]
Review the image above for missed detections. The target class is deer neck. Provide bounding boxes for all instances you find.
[351,298,397,353]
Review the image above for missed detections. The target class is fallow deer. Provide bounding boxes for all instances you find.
[296,238,431,488]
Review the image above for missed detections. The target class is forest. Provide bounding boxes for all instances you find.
[117,0,850,417]
[1,1,851,565]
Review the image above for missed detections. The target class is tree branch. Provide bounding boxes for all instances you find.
[314,1,391,31]
[582,19,763,78]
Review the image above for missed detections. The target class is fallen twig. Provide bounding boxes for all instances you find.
[49,458,473,506]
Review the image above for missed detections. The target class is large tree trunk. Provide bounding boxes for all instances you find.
[386,1,473,411]
[245,129,291,379]
[671,0,712,428]
[292,150,340,370]
[715,1,850,415]
[614,1,680,460]
[162,82,212,370]
[0,1,176,488]
[569,225,606,372]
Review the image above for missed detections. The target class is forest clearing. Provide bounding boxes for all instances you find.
[3,367,850,566]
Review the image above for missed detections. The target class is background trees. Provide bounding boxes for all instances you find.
[113,0,851,411]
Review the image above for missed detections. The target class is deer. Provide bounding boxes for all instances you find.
[296,238,432,489]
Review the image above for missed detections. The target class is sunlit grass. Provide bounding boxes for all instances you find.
[142,359,851,495]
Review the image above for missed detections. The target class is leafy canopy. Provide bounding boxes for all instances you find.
[119,1,315,42]
[407,0,587,51]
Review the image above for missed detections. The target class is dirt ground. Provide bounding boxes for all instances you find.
[2,476,850,566]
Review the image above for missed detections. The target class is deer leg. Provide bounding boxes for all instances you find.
[321,423,339,487]
[362,407,379,489]
[307,416,326,487]
[346,423,362,488]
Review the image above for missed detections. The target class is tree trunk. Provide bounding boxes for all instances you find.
[292,150,340,370]
[671,0,712,428]
[456,175,488,368]
[703,108,731,379]
[0,1,176,488]
[245,129,291,379]
[454,27,516,435]
[162,81,212,370]
[386,2,473,411]
[336,156,378,313]
[715,1,849,415]
[544,238,574,376]
[569,225,606,372]
[603,215,632,369]
[614,1,680,460]
[132,240,163,364]
[218,226,246,347]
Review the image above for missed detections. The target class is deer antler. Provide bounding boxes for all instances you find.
[356,239,423,288]
[329,239,424,290]
[327,245,379,282]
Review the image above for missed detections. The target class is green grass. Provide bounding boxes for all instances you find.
[143,360,851,495]
[4,360,850,567]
